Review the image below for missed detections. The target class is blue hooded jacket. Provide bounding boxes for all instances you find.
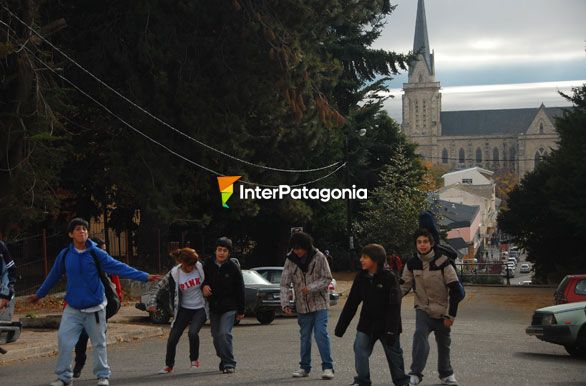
[36,240,148,310]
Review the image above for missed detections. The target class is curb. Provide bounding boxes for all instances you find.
[0,325,164,365]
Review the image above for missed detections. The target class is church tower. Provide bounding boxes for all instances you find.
[402,0,442,160]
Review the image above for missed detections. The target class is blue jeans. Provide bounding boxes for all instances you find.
[210,310,236,370]
[354,331,410,386]
[297,309,333,372]
[411,309,453,379]
[55,305,110,382]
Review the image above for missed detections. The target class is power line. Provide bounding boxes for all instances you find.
[16,40,345,188]
[1,6,342,174]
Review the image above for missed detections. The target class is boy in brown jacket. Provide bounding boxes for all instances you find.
[401,228,465,386]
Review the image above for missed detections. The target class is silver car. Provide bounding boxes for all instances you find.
[526,301,586,357]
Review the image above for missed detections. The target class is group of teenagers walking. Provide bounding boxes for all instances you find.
[30,212,465,386]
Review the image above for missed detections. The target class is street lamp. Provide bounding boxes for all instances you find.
[345,127,366,270]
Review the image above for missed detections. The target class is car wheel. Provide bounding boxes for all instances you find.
[148,308,171,324]
[256,310,276,325]
[565,328,586,358]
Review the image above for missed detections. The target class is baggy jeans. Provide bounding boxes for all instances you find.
[210,310,237,370]
[55,305,110,382]
[410,309,454,379]
[297,309,334,373]
[353,331,410,386]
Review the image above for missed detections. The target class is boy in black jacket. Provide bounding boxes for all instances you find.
[202,237,245,374]
[335,244,409,386]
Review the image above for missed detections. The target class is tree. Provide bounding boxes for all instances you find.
[498,85,586,282]
[355,146,428,256]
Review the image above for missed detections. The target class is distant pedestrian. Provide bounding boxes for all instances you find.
[30,218,160,386]
[401,228,465,386]
[202,237,245,374]
[280,232,335,380]
[0,238,16,319]
[151,248,207,374]
[335,244,409,386]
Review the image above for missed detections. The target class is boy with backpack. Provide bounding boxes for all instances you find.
[401,228,465,386]
[335,244,409,386]
[30,218,160,386]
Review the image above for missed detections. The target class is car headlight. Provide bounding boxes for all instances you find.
[541,314,557,325]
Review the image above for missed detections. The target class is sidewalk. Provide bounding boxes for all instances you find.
[0,304,164,365]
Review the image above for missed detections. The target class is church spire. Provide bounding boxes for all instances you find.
[410,0,434,78]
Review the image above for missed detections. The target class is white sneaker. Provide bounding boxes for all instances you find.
[49,380,71,386]
[441,374,458,385]
[158,366,173,374]
[97,379,109,386]
[410,374,422,385]
[292,369,309,378]
[321,369,335,380]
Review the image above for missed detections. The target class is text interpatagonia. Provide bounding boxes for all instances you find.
[239,184,368,202]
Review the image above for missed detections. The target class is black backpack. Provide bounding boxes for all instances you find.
[59,248,121,319]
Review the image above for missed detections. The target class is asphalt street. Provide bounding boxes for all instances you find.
[1,287,583,386]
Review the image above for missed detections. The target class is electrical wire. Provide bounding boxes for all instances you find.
[2,6,342,174]
[15,40,346,188]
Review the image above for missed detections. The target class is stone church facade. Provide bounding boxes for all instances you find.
[402,0,563,177]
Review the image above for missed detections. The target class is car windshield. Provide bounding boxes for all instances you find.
[242,270,272,285]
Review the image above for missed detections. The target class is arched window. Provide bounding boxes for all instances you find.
[492,147,499,167]
[539,122,544,134]
[510,147,516,170]
[535,148,547,167]
[442,148,449,164]
[475,148,482,163]
[458,148,465,164]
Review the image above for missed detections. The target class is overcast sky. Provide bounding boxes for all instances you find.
[375,0,586,121]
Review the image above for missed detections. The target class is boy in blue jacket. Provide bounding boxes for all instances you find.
[30,218,160,386]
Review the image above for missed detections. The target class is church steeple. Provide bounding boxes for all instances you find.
[410,0,435,79]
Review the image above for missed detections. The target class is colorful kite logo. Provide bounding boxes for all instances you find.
[217,176,241,208]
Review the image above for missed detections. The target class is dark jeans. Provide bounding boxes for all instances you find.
[73,329,90,373]
[410,309,453,379]
[165,307,207,367]
[210,310,237,370]
[354,331,410,386]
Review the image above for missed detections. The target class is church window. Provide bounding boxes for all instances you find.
[458,148,465,164]
[462,178,473,184]
[475,148,482,163]
[510,147,516,170]
[535,147,547,167]
[539,122,544,134]
[442,148,449,164]
[492,147,499,168]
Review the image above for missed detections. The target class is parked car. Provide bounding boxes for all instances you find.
[526,301,586,357]
[520,263,531,274]
[507,257,518,266]
[0,298,22,355]
[136,267,284,325]
[554,274,586,305]
[251,266,340,306]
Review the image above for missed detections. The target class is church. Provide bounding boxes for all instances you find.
[401,0,563,177]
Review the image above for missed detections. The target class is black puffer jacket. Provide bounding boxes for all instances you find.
[335,269,402,340]
[202,258,245,315]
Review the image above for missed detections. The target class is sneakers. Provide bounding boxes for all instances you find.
[191,360,200,369]
[97,378,109,386]
[441,374,459,385]
[49,380,71,386]
[409,374,422,385]
[321,369,335,380]
[292,369,310,378]
[157,366,173,374]
[223,367,235,374]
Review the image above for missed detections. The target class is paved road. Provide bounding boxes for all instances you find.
[1,287,583,386]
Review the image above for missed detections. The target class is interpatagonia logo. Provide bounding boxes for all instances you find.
[217,176,241,208]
